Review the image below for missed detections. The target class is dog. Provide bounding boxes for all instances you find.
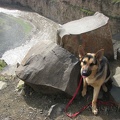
[78,46,111,115]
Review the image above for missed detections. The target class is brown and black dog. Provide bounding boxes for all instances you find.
[78,46,111,115]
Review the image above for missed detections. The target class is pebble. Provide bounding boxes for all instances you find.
[0,81,7,90]
[16,80,24,91]
[47,103,65,119]
[39,109,43,114]
[29,107,35,111]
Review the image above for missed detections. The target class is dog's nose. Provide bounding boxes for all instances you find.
[82,70,91,77]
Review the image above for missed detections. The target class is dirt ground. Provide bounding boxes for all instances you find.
[0,75,120,120]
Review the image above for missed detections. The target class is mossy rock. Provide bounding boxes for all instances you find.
[0,60,7,71]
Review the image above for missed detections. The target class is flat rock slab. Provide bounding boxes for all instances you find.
[16,40,80,96]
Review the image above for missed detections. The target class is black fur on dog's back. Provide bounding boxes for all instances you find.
[96,56,111,82]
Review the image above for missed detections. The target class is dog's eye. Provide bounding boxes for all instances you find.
[90,63,94,66]
[83,61,87,65]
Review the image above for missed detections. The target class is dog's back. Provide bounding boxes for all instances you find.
[96,56,111,82]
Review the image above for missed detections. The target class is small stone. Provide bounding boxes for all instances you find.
[19,89,25,96]
[0,81,7,90]
[47,103,65,119]
[16,80,24,91]
[48,104,56,117]
[39,109,43,114]
[104,107,109,115]
[29,112,33,114]
[29,107,35,111]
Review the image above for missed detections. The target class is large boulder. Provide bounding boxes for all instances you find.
[57,12,114,60]
[16,40,80,96]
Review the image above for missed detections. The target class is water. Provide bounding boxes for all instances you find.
[0,12,28,57]
[0,7,59,65]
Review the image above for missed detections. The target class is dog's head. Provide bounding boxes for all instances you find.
[78,46,104,78]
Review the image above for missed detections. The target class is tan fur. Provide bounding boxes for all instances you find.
[78,46,108,115]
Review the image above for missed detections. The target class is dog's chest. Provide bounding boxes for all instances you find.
[85,77,95,85]
[85,77,104,87]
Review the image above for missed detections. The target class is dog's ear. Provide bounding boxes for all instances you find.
[95,49,104,61]
[78,45,86,61]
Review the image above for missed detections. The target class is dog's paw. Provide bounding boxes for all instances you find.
[82,90,86,97]
[92,108,98,115]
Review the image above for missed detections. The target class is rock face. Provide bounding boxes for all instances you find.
[117,48,120,60]
[16,40,80,96]
[0,0,119,35]
[57,13,114,60]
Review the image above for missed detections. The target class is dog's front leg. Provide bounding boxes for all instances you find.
[82,79,87,97]
[92,86,101,115]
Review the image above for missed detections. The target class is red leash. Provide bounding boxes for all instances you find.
[65,76,84,118]
[65,76,117,118]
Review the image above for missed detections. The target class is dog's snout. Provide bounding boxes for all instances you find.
[82,70,91,77]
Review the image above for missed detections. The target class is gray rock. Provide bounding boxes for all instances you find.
[117,48,120,60]
[0,81,7,90]
[112,74,120,87]
[1,0,119,34]
[57,13,114,60]
[16,40,80,96]
[16,80,24,91]
[114,67,120,75]
[110,85,120,105]
[47,104,65,119]
[112,66,120,87]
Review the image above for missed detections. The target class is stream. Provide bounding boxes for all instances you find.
[0,6,59,65]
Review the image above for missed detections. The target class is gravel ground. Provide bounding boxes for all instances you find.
[0,76,120,120]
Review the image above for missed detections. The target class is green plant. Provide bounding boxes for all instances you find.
[0,76,6,81]
[0,60,7,71]
[80,8,94,15]
[112,0,120,4]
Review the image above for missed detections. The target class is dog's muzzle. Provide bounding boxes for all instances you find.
[81,70,91,77]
